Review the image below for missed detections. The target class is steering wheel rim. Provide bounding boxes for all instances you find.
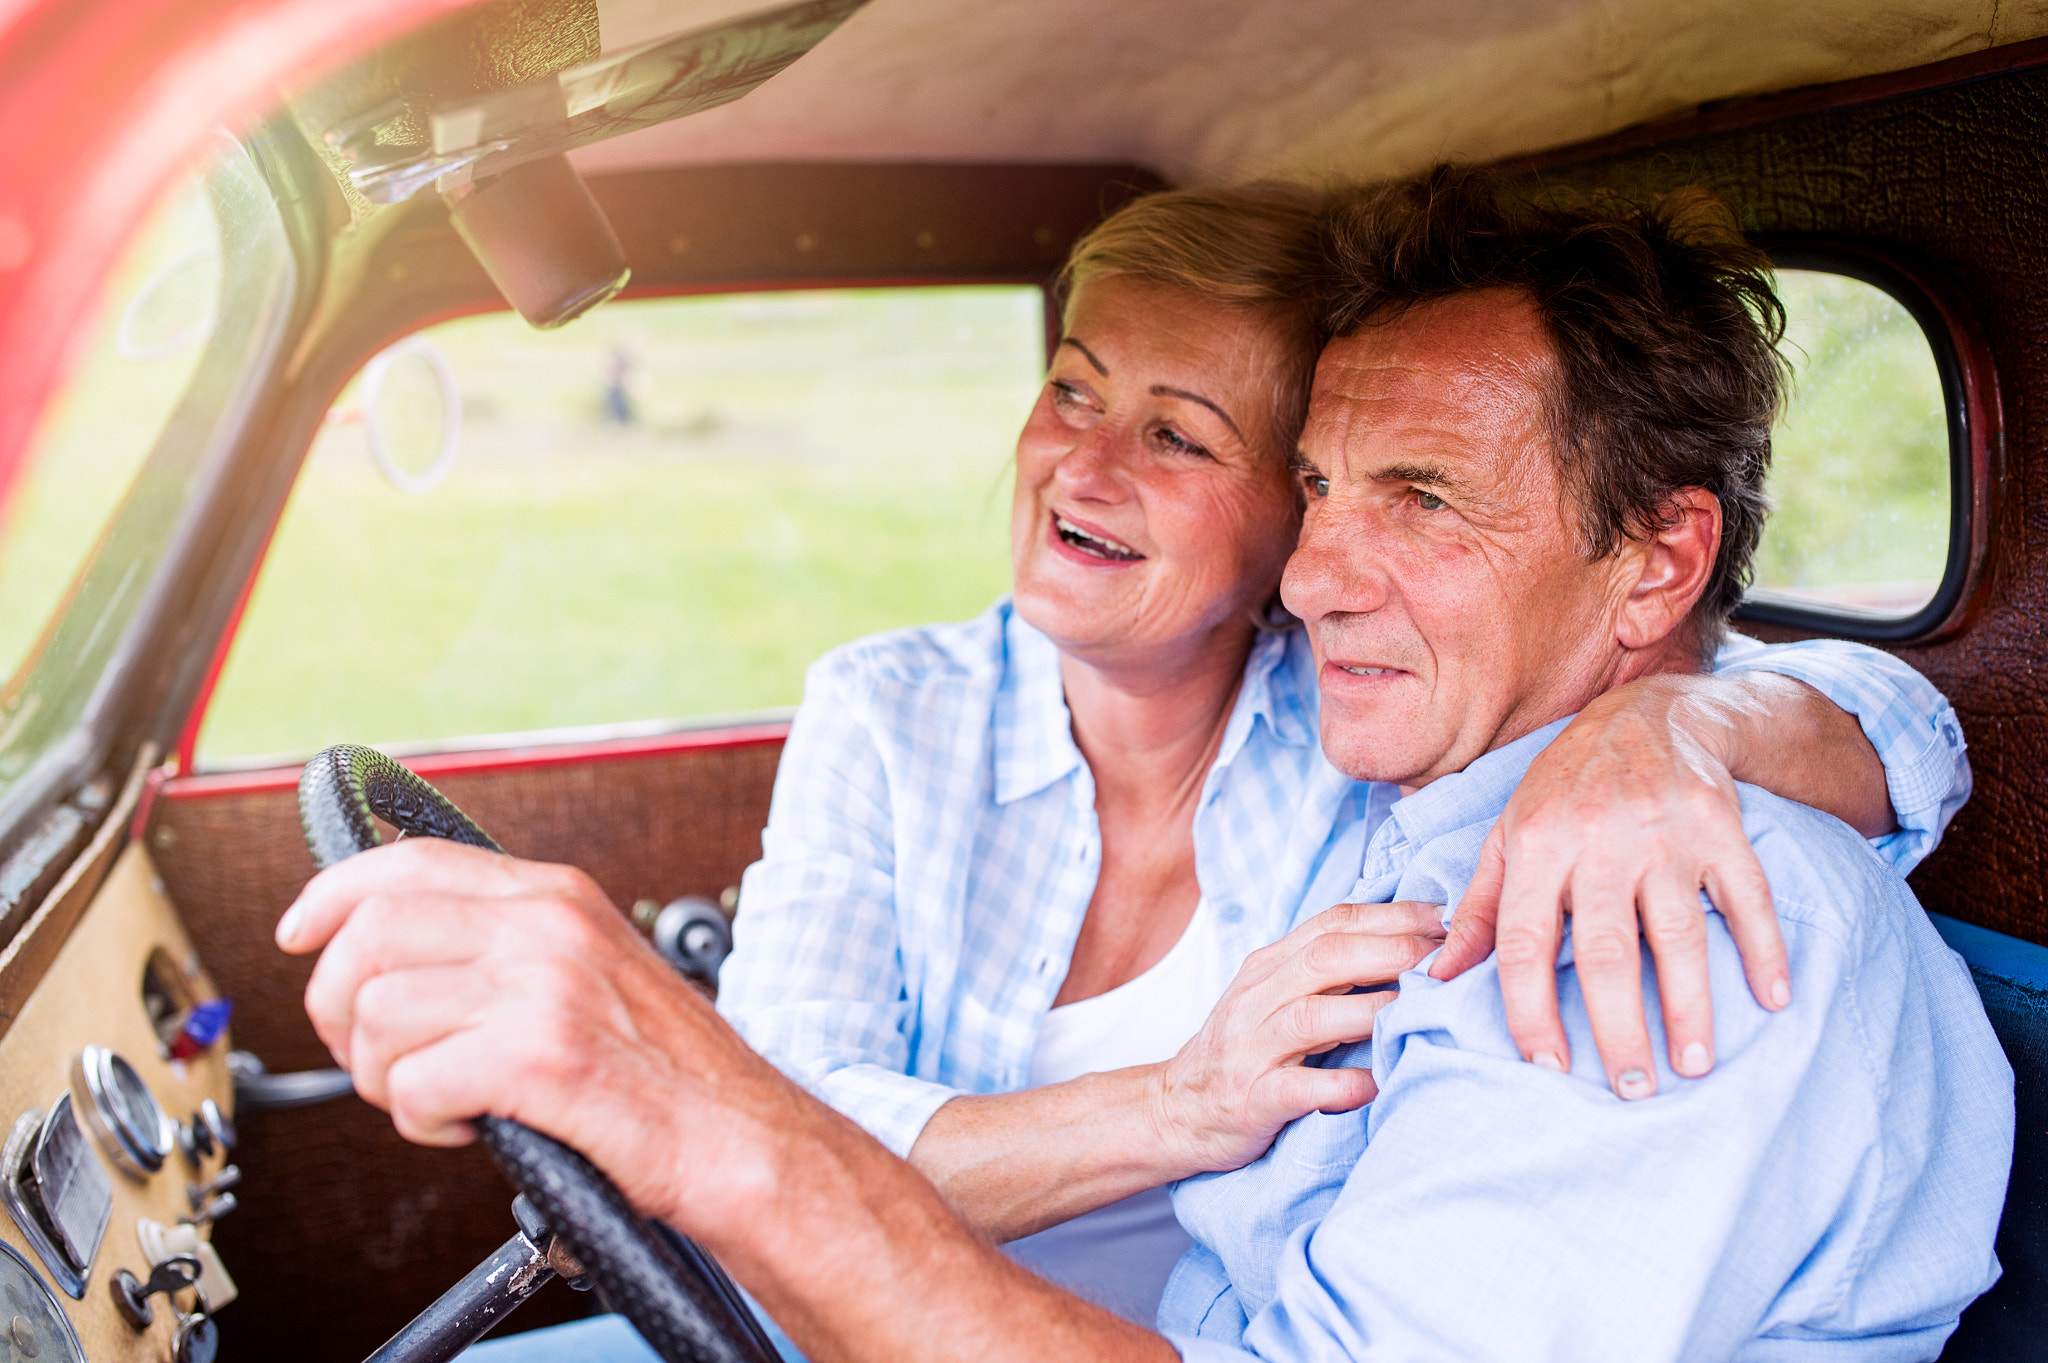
[298,744,776,1363]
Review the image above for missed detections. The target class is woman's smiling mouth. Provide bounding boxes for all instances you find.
[1052,512,1146,562]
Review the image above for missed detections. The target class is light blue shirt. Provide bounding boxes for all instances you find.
[717,598,1972,1158]
[1162,718,2013,1362]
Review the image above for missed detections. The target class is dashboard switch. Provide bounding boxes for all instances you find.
[168,1001,232,1061]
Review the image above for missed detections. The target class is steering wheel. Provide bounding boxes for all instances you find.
[298,744,776,1363]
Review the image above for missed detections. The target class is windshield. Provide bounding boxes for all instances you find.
[0,133,297,873]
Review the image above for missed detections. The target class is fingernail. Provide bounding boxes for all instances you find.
[1616,1068,1655,1100]
[1531,1050,1565,1072]
[276,903,302,946]
[1677,1043,1712,1077]
[1769,977,1791,1010]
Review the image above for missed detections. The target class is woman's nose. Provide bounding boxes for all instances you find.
[1050,426,1130,501]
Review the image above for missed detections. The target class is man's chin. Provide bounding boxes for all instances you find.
[1318,710,1440,787]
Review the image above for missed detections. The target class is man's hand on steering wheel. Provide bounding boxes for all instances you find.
[276,839,788,1234]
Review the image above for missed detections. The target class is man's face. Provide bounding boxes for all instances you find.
[1282,289,1644,789]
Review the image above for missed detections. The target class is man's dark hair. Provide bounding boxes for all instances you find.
[1313,167,1787,656]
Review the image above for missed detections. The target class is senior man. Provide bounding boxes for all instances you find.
[279,172,2012,1362]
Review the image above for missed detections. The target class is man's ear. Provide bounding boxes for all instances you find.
[1615,488,1720,652]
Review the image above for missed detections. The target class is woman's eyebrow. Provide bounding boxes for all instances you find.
[1058,337,1109,376]
[1151,385,1244,442]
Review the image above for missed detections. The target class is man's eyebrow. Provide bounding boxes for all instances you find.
[1288,449,1321,475]
[1368,461,1477,497]
[1151,385,1244,442]
[1058,338,1109,376]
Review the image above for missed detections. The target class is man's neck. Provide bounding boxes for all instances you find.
[1401,626,1709,797]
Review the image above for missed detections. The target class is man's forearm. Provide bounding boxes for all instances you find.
[1690,672,1894,837]
[908,1064,1193,1242]
[705,1089,1175,1363]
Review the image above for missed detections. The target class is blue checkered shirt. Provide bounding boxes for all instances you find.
[716,598,1970,1157]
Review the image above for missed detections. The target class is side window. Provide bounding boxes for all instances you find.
[0,181,219,680]
[194,286,1043,766]
[1743,261,1960,633]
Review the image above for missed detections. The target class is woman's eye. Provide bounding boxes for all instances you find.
[1416,490,1446,511]
[1155,426,1212,460]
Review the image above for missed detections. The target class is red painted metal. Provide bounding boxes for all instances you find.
[158,721,792,801]
[0,0,478,515]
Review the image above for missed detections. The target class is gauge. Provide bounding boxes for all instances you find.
[70,1047,172,1180]
[0,1238,85,1363]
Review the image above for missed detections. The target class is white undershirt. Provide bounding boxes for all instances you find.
[1001,897,1239,1326]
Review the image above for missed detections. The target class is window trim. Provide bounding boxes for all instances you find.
[1738,240,2000,643]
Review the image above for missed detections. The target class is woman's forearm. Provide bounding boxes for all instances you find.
[1670,671,1894,837]
[906,1067,1189,1243]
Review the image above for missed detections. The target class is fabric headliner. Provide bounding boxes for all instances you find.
[572,0,2048,185]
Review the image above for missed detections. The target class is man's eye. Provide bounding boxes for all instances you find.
[1416,490,1445,511]
[1302,473,1329,499]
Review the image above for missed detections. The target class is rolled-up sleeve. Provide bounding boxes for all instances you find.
[716,656,959,1156]
[1713,634,1969,873]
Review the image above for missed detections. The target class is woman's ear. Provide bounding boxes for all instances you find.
[1616,488,1721,652]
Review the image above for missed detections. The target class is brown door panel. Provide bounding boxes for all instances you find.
[142,728,784,1360]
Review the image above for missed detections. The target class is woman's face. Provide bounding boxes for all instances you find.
[1011,276,1302,672]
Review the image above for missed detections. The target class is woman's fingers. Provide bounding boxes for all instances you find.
[1283,989,1397,1057]
[1431,825,1505,982]
[1704,854,1789,1012]
[1271,931,1442,1014]
[1261,1062,1378,1125]
[1636,874,1716,1078]
[1488,841,1573,1075]
[1567,868,1657,1099]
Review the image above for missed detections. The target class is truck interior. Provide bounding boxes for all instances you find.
[0,1,2045,1359]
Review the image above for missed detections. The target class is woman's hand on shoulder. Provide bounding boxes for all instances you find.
[1150,901,1443,1174]
[1427,676,1792,1100]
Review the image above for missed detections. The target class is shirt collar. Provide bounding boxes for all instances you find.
[993,603,1085,805]
[1367,715,1576,870]
[991,606,1317,806]
[1231,626,1316,753]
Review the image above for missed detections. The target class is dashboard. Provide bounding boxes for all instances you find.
[0,833,237,1363]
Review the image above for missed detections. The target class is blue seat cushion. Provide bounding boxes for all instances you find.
[1931,913,2048,1360]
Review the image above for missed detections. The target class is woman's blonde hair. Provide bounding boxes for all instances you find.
[1056,183,1324,451]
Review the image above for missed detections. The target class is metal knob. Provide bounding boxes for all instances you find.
[187,1165,240,1213]
[651,897,733,984]
[179,1193,236,1228]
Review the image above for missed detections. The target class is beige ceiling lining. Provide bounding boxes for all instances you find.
[568,0,2048,186]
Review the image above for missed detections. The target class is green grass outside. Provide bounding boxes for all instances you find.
[194,286,1041,762]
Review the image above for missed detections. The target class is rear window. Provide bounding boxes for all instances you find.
[194,286,1042,766]
[1742,260,1962,634]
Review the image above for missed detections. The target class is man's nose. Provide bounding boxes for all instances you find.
[1282,503,1388,622]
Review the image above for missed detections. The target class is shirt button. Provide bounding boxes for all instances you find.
[1037,955,1050,974]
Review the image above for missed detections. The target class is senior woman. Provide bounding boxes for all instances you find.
[703,186,1968,1330]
